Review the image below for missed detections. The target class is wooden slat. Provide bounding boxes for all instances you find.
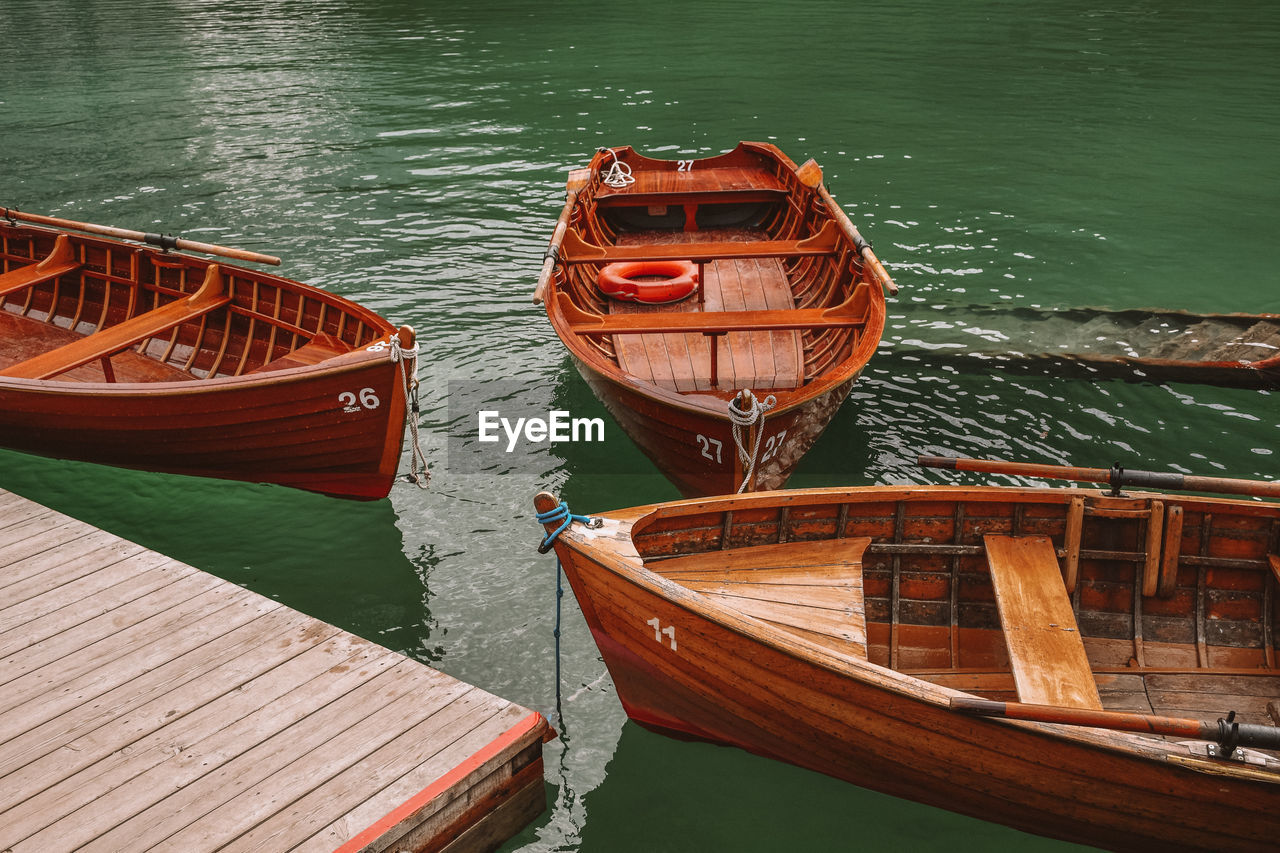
[594,165,788,207]
[612,254,802,392]
[560,220,840,263]
[0,264,229,380]
[656,538,870,658]
[561,283,868,336]
[0,489,549,852]
[0,233,80,299]
[984,534,1103,710]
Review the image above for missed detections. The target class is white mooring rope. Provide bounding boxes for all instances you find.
[600,148,634,189]
[390,335,429,488]
[728,390,776,493]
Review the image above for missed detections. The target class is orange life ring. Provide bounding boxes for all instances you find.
[597,260,699,304]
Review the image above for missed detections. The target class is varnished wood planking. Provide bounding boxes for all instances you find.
[0,490,548,853]
[612,250,800,393]
[984,534,1103,710]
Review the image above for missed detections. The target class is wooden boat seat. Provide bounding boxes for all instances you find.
[984,534,1103,710]
[558,282,871,337]
[594,165,789,209]
[0,264,230,381]
[0,234,81,301]
[559,221,841,265]
[651,537,872,659]
[248,332,354,374]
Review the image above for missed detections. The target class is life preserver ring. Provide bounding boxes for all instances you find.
[597,260,699,304]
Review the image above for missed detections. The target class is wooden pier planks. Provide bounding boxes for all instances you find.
[0,489,550,853]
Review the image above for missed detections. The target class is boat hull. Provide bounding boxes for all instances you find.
[0,358,406,499]
[564,561,1279,851]
[574,357,855,496]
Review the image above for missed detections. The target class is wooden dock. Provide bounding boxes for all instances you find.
[0,488,551,853]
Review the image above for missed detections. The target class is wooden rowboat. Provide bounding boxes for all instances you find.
[535,142,894,496]
[890,303,1280,389]
[534,459,1280,851]
[0,209,421,500]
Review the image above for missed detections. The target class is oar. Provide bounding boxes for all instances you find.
[951,697,1280,758]
[814,183,898,296]
[2,207,282,266]
[533,169,593,304]
[918,454,1280,500]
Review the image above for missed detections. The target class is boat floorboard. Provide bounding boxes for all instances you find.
[611,229,802,392]
[0,489,549,853]
[0,308,194,382]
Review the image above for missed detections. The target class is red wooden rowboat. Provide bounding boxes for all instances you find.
[0,210,421,499]
[534,460,1280,851]
[535,142,894,496]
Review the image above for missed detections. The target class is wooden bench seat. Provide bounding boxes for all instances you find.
[558,282,870,337]
[651,537,872,659]
[0,234,82,300]
[984,534,1103,710]
[560,221,840,264]
[0,265,229,381]
[594,165,789,209]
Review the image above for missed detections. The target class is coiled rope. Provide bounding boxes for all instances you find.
[535,501,601,725]
[600,148,635,189]
[390,334,429,488]
[728,389,776,493]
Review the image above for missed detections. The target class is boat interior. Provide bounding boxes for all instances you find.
[0,225,390,384]
[553,145,880,394]
[632,489,1280,733]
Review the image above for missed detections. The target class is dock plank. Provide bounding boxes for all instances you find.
[0,489,550,853]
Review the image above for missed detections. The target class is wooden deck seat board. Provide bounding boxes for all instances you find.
[983,534,1103,711]
[611,236,802,392]
[0,490,547,852]
[560,220,839,264]
[0,234,81,300]
[655,537,871,658]
[211,690,521,853]
[0,308,194,382]
[6,640,407,852]
[308,708,541,853]
[0,606,310,774]
[0,598,298,810]
[0,264,228,380]
[120,671,479,853]
[0,584,255,710]
[66,660,454,853]
[0,552,194,651]
[0,533,146,600]
[594,165,789,208]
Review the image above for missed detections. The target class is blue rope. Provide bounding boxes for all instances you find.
[535,501,598,728]
[536,501,596,553]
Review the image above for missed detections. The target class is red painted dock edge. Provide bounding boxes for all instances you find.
[336,711,551,853]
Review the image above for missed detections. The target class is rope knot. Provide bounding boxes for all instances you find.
[600,149,635,189]
[536,501,600,553]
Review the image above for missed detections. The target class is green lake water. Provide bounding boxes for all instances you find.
[1,1,1277,849]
